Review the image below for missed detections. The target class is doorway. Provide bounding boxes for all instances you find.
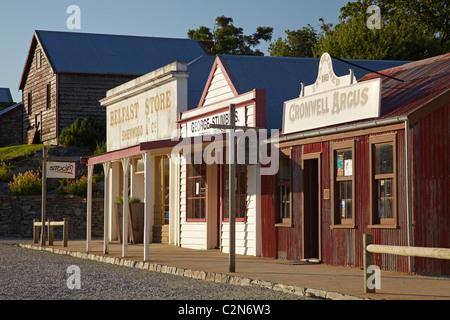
[302,153,321,261]
[153,155,170,243]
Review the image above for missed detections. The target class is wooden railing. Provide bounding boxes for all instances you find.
[33,218,68,247]
[363,234,450,293]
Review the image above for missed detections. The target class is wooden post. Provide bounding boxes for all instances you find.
[364,234,375,293]
[63,218,69,247]
[33,219,39,243]
[48,218,53,245]
[86,165,93,252]
[121,157,130,258]
[40,147,47,246]
[143,151,151,261]
[228,104,236,273]
[103,162,111,254]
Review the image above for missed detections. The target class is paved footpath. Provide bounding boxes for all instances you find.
[19,239,450,300]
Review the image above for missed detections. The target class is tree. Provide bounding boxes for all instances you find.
[313,0,449,60]
[268,25,318,57]
[187,16,273,56]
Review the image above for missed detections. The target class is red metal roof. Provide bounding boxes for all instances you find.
[361,53,450,120]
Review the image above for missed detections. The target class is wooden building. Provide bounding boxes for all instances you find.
[83,53,407,261]
[261,53,450,276]
[18,30,209,145]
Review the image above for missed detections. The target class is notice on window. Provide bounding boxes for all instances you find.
[337,154,344,176]
[344,159,352,176]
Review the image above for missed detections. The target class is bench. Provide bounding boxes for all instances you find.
[33,218,69,247]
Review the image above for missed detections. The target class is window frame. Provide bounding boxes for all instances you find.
[331,140,356,229]
[186,153,207,222]
[36,51,41,69]
[27,92,32,116]
[274,148,293,227]
[222,163,247,222]
[369,133,398,229]
[46,83,51,109]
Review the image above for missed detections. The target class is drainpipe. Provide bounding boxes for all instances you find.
[405,119,414,273]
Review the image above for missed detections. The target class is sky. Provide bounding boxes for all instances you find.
[0,0,351,102]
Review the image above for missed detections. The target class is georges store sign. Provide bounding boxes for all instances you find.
[282,53,381,135]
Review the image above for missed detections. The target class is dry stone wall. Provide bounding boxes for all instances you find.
[0,194,103,239]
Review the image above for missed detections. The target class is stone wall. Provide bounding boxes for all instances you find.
[0,194,103,239]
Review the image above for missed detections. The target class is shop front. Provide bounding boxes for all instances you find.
[261,52,450,276]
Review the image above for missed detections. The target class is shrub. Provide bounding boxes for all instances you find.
[8,171,42,195]
[0,161,11,182]
[57,117,106,151]
[56,175,98,197]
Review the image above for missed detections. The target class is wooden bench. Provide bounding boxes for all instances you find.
[33,218,69,247]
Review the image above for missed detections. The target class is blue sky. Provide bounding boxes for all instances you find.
[0,0,351,102]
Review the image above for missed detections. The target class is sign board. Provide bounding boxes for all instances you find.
[46,161,76,179]
[282,53,381,135]
[103,62,188,152]
[182,107,246,138]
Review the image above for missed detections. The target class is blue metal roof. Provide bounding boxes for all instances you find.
[0,88,13,103]
[187,55,215,109]
[35,30,208,75]
[218,55,410,130]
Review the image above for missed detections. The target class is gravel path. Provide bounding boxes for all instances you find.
[0,239,315,300]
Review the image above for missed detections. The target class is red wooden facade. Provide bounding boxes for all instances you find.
[261,53,450,276]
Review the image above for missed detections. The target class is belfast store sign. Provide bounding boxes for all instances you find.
[282,53,381,135]
[102,62,188,152]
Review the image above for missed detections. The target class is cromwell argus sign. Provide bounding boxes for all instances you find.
[46,162,76,179]
[282,52,381,135]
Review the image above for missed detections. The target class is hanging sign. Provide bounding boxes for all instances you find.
[46,161,76,179]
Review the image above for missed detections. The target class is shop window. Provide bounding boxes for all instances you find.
[222,164,247,221]
[369,134,397,228]
[186,154,206,221]
[331,140,355,228]
[275,148,292,226]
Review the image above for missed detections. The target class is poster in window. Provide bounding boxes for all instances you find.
[337,154,344,176]
[344,159,352,176]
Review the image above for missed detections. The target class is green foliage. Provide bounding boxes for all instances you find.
[0,161,12,182]
[114,196,141,204]
[8,171,42,195]
[94,140,107,155]
[269,25,318,57]
[0,144,46,161]
[56,175,98,197]
[313,0,449,60]
[188,16,273,56]
[57,117,106,151]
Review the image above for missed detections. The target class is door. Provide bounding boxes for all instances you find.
[302,154,321,261]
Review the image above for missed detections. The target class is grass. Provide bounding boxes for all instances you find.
[0,144,46,161]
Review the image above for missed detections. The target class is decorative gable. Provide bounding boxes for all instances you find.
[198,57,239,107]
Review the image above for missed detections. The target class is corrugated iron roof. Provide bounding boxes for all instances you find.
[218,55,409,130]
[0,88,13,103]
[19,30,209,89]
[36,30,208,74]
[360,53,450,119]
[187,55,215,109]
[0,102,22,118]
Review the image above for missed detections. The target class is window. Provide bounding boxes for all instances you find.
[36,51,41,69]
[275,148,292,226]
[46,83,51,109]
[27,92,32,115]
[369,134,397,228]
[331,140,355,228]
[222,164,247,221]
[186,154,206,221]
